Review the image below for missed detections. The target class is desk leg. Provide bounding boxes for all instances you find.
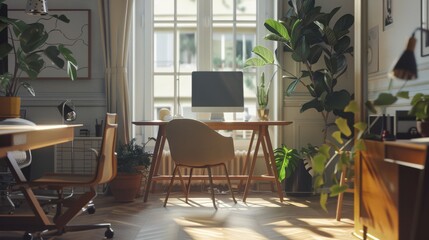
[144,125,166,203]
[239,130,256,191]
[243,129,263,202]
[261,137,275,192]
[263,126,283,202]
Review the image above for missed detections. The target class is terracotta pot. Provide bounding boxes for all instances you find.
[109,173,143,202]
[417,121,429,137]
[0,96,21,118]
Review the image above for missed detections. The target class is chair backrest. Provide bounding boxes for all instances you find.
[165,118,235,167]
[94,113,118,184]
[8,151,32,169]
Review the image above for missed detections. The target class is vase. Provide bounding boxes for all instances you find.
[0,96,21,119]
[257,108,269,121]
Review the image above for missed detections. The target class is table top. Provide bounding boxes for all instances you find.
[0,124,81,135]
[133,120,292,127]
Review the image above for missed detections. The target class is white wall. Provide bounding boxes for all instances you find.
[368,0,429,115]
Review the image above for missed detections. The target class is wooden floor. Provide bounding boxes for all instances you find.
[0,191,354,240]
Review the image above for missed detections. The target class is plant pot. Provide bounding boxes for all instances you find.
[284,159,313,197]
[417,121,429,137]
[257,108,269,121]
[109,173,143,202]
[0,96,21,119]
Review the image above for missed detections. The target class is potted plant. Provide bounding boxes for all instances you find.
[256,72,274,121]
[0,1,77,118]
[409,93,429,137]
[275,144,313,196]
[109,138,154,202]
[245,0,365,209]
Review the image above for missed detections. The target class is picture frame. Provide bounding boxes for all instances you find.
[8,9,91,79]
[422,0,429,56]
[383,0,393,31]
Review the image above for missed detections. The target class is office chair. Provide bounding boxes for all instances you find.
[0,151,31,213]
[13,113,118,239]
[164,118,237,209]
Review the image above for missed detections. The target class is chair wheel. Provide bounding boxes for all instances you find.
[87,205,96,214]
[105,227,114,239]
[22,232,33,240]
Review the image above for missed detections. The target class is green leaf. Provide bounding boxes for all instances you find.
[244,57,267,67]
[308,45,323,64]
[313,153,327,174]
[329,184,348,197]
[320,193,328,212]
[324,26,337,46]
[286,78,300,96]
[365,100,377,114]
[325,90,351,111]
[396,91,409,99]
[264,33,289,44]
[292,36,310,62]
[51,14,70,23]
[354,139,366,151]
[333,14,354,37]
[373,93,398,106]
[301,98,324,113]
[264,19,290,41]
[313,175,324,189]
[19,23,48,53]
[59,45,78,80]
[21,82,35,96]
[344,100,359,113]
[332,131,343,144]
[44,46,65,68]
[354,122,367,132]
[335,117,352,137]
[252,46,274,64]
[334,36,351,53]
[318,144,331,158]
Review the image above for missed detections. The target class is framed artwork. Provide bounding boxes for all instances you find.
[383,0,393,31]
[422,0,429,56]
[8,9,91,79]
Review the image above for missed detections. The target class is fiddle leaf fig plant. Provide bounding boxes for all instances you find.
[245,0,363,210]
[0,0,78,97]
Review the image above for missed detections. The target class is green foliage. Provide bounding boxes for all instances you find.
[257,72,270,108]
[409,93,429,121]
[0,4,78,97]
[274,145,302,182]
[117,138,155,173]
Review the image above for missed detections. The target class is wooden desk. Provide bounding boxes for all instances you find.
[357,140,429,240]
[132,120,292,203]
[0,125,78,232]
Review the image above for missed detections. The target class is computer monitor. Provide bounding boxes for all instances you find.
[191,71,244,120]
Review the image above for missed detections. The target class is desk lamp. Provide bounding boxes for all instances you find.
[57,100,77,124]
[26,0,48,15]
[392,27,429,80]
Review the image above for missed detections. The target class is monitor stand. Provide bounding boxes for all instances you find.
[210,112,225,121]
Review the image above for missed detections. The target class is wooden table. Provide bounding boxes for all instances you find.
[132,120,292,203]
[0,125,78,232]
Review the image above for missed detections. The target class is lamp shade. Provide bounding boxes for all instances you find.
[392,36,418,80]
[26,0,48,16]
[57,100,76,122]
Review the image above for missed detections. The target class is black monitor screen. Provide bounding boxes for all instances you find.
[191,71,244,112]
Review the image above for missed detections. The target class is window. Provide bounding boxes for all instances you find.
[132,0,276,144]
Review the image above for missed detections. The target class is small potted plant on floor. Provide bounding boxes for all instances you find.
[109,138,154,202]
[409,93,429,137]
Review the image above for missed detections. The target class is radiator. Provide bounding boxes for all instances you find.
[157,150,249,185]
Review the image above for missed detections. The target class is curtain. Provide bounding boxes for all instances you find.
[98,0,133,143]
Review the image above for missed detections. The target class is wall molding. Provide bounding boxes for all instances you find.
[21,92,106,107]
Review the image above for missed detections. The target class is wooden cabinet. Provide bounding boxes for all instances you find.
[357,140,429,240]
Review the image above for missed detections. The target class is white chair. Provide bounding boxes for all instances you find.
[164,118,237,209]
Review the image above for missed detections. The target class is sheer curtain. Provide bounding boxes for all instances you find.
[98,0,134,143]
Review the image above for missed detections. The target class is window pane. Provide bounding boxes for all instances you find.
[236,31,256,69]
[154,0,174,21]
[236,0,256,21]
[212,27,234,70]
[179,32,197,71]
[213,0,234,21]
[154,75,174,98]
[154,32,174,72]
[177,0,197,21]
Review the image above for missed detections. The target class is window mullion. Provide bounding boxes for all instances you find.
[197,0,212,70]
